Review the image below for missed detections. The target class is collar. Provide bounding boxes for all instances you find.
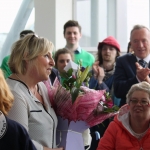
[136,54,150,64]
[76,46,81,53]
[65,46,82,53]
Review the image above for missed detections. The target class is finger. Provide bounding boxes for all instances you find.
[98,67,105,75]
[135,62,142,69]
[93,61,99,66]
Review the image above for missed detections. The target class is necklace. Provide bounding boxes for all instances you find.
[15,73,37,95]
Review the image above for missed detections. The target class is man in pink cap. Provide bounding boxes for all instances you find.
[89,36,121,150]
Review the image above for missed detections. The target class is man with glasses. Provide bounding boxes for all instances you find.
[114,25,150,107]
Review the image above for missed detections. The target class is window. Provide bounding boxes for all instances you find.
[74,0,150,52]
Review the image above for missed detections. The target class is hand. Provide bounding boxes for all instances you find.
[92,61,99,78]
[135,62,150,81]
[92,61,105,83]
[97,67,105,84]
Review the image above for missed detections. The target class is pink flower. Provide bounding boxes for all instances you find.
[72,75,76,79]
[100,95,106,102]
[106,101,113,108]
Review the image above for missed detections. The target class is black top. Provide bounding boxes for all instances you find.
[0,115,36,150]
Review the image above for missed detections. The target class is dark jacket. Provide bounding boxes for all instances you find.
[0,116,36,150]
[49,68,61,85]
[114,53,140,107]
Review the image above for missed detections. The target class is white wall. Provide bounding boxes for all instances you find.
[34,0,73,50]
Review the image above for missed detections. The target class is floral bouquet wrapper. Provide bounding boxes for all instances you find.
[45,78,109,125]
[44,60,118,150]
[44,77,118,150]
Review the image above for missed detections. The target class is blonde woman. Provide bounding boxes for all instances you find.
[0,69,36,150]
[7,34,63,150]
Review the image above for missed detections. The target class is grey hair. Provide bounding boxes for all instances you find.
[130,24,150,40]
[126,81,150,104]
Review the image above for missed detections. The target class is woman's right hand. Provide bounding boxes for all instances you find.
[44,147,64,150]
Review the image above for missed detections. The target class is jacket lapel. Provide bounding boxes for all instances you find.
[128,54,137,73]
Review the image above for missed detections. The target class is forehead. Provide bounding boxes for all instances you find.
[131,28,150,40]
[131,90,149,98]
[65,27,80,33]
[57,53,72,60]
[102,44,116,49]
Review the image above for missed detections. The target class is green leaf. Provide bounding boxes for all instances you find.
[71,88,80,103]
[67,68,73,76]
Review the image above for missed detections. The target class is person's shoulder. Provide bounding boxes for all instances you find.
[2,55,10,62]
[81,49,95,59]
[4,117,36,150]
[7,117,20,127]
[6,117,27,134]
[117,53,135,61]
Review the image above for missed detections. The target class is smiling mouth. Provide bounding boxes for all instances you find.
[134,109,143,112]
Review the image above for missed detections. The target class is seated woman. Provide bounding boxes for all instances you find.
[6,34,63,150]
[0,69,36,150]
[97,81,150,149]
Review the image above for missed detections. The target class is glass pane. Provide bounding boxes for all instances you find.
[0,0,23,52]
[127,0,149,41]
[75,0,150,51]
[76,0,91,47]
[25,8,35,30]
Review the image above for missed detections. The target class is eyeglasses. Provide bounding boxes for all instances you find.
[130,99,149,106]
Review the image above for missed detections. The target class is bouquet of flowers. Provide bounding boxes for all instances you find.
[44,60,119,149]
[45,60,119,125]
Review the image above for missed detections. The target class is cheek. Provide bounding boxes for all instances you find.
[57,63,63,69]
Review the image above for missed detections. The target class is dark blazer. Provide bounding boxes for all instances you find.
[0,117,36,150]
[49,68,61,85]
[114,53,140,106]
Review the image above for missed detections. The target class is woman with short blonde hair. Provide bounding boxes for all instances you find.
[97,81,150,149]
[7,34,63,150]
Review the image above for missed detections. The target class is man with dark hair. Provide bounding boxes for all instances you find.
[89,36,121,150]
[114,24,150,107]
[19,30,34,38]
[63,20,95,67]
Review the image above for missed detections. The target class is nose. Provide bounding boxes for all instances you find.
[49,57,55,66]
[105,48,111,52]
[138,41,144,47]
[64,61,68,66]
[136,101,142,106]
[70,33,74,37]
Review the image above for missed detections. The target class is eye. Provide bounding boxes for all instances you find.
[102,47,107,51]
[44,54,49,58]
[133,40,138,43]
[142,39,147,43]
[141,100,148,105]
[131,99,138,104]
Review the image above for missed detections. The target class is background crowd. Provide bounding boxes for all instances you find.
[1,20,150,150]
